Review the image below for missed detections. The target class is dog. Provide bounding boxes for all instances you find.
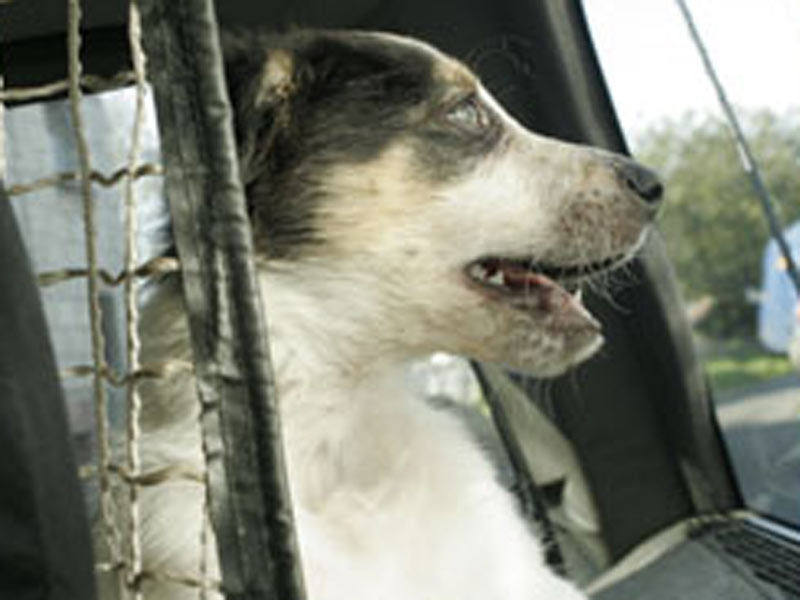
[124,29,663,600]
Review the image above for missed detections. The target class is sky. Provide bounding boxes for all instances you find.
[582,0,800,137]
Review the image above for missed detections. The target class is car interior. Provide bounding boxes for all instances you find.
[1,0,798,598]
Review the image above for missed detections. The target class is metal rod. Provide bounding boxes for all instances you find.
[675,0,800,295]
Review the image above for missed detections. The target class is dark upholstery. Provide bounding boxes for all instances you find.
[0,184,96,600]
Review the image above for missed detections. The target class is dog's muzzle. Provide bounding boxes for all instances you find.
[613,158,664,208]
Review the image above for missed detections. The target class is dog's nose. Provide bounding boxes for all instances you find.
[616,159,663,205]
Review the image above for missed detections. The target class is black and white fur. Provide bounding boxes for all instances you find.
[127,30,663,600]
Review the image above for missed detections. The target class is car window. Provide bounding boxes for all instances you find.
[583,0,800,528]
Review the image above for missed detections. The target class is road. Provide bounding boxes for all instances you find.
[714,374,800,526]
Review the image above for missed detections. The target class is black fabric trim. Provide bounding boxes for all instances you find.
[138,2,306,599]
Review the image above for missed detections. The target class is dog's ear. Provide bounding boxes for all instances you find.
[300,40,394,98]
[253,49,296,108]
[221,31,299,197]
[295,34,429,108]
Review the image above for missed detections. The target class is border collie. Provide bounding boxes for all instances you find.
[127,29,663,600]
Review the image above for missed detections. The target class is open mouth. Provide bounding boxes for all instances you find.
[466,255,622,292]
[464,255,625,329]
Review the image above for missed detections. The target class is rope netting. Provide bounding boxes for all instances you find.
[3,0,218,596]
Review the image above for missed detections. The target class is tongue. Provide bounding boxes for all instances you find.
[500,263,549,291]
[500,264,598,328]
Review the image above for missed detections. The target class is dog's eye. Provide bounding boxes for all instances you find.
[445,95,490,131]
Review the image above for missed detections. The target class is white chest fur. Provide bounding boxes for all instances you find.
[130,276,585,600]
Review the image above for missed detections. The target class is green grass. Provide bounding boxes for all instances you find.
[703,339,796,391]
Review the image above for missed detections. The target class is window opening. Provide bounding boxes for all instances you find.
[585,0,800,530]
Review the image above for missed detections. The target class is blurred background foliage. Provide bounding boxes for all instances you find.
[635,109,800,339]
[633,110,800,389]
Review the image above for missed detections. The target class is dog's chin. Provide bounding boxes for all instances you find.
[460,254,616,377]
[528,330,604,378]
[489,315,604,379]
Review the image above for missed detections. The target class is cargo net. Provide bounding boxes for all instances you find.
[2,1,216,597]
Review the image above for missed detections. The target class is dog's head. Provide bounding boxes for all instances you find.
[225,30,663,377]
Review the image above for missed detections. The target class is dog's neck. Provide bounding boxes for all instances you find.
[256,260,430,383]
[256,265,424,509]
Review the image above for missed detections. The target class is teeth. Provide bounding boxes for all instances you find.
[487,271,504,286]
[470,264,487,280]
[470,262,507,287]
[572,288,583,304]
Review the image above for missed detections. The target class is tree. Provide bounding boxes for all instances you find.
[634,110,800,338]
